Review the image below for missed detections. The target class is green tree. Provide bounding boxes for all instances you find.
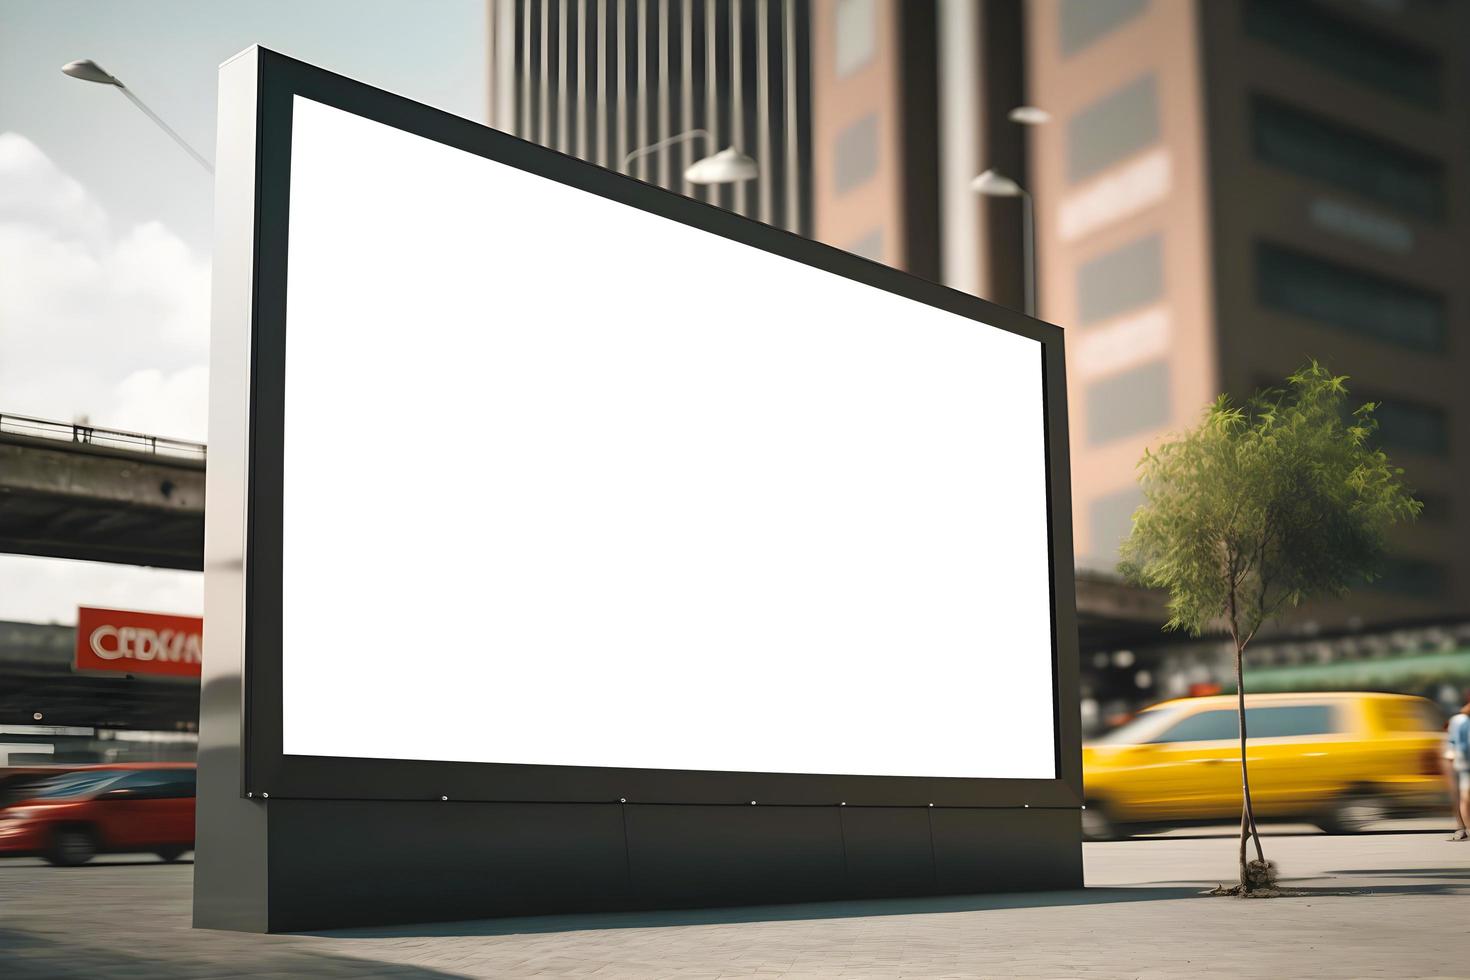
[1119,362,1420,894]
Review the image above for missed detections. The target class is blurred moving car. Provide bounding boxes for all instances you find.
[0,763,195,865]
[0,767,88,807]
[1082,692,1445,840]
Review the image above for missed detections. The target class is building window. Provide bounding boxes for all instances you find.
[1243,0,1441,108]
[834,113,879,193]
[1367,557,1449,598]
[1077,234,1163,325]
[1366,395,1449,456]
[1068,75,1159,183]
[834,0,876,78]
[1251,96,1445,220]
[1059,0,1147,56]
[1255,242,1446,352]
[1088,485,1145,570]
[1308,198,1413,255]
[846,228,884,262]
[1086,360,1170,445]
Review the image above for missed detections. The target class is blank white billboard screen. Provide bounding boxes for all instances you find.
[280,97,1057,780]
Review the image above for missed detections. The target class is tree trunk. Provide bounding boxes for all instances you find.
[1238,804,1249,887]
[1234,640,1266,890]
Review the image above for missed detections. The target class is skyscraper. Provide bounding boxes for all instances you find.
[488,0,812,235]
[1026,0,1469,627]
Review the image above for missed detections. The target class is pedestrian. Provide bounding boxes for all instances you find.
[1449,694,1470,842]
[1445,718,1467,841]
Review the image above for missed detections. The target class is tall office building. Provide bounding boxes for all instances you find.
[1026,0,1469,627]
[487,0,813,234]
[491,0,1470,629]
[809,0,1470,629]
[808,1,1029,309]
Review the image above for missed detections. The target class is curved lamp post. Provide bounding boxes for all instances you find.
[622,128,757,185]
[62,59,214,174]
[971,168,1034,318]
[970,105,1048,318]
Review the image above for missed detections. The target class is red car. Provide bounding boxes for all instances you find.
[0,764,195,866]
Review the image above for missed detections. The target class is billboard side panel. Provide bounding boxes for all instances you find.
[193,46,269,933]
[1045,337,1085,803]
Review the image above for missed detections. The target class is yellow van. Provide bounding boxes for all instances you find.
[1082,692,1446,840]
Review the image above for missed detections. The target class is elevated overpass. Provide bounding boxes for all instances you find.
[1073,568,1172,653]
[0,414,204,571]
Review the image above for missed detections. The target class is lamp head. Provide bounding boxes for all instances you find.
[684,146,758,185]
[1007,105,1051,126]
[62,59,122,86]
[970,168,1024,198]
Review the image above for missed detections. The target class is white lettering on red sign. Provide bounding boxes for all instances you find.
[89,625,203,664]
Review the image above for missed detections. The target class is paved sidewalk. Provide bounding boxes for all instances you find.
[2,826,1467,978]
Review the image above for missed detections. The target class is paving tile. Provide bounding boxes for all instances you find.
[2,831,1468,978]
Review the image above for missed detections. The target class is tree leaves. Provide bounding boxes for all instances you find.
[1119,361,1421,645]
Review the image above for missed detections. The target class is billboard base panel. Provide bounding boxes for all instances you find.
[194,798,1081,932]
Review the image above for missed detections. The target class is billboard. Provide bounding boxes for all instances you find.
[224,53,1079,809]
[74,606,203,677]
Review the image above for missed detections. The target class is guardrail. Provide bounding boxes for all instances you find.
[0,413,206,462]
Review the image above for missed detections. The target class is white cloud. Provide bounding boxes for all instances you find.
[0,555,202,626]
[111,364,211,443]
[0,134,209,626]
[0,132,209,440]
[0,133,107,244]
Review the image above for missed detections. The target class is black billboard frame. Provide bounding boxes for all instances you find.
[226,47,1082,814]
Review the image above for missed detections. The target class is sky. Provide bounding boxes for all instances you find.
[0,0,486,623]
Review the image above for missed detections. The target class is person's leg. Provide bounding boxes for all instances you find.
[1459,772,1470,835]
[1445,758,1465,831]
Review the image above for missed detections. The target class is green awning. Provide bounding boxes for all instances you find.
[1234,647,1470,693]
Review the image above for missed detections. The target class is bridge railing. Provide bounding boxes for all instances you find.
[0,413,206,462]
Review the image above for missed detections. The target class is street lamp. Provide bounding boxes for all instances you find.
[622,128,757,185]
[61,59,214,174]
[1007,105,1051,126]
[971,168,1034,318]
[970,104,1048,318]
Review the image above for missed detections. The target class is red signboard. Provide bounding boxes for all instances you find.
[74,606,204,677]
